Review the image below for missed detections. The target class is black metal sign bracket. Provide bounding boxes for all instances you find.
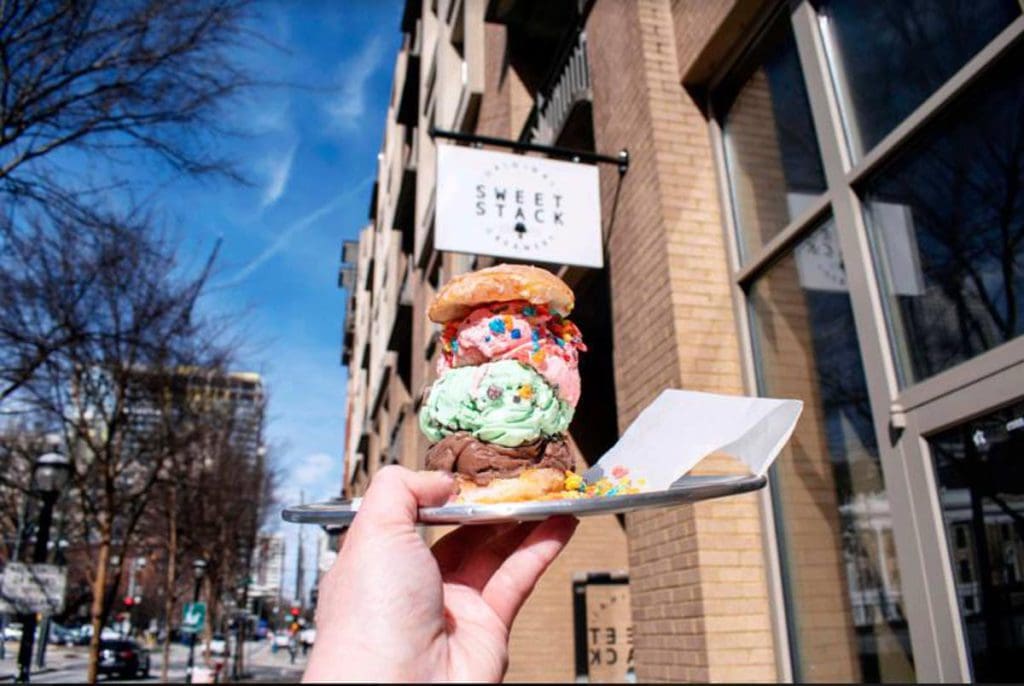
[429,127,629,176]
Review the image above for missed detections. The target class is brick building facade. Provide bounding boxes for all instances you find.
[339,1,1024,682]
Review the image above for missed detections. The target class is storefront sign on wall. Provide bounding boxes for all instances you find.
[574,574,633,682]
[435,144,604,268]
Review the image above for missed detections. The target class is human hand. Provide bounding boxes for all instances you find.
[303,465,578,683]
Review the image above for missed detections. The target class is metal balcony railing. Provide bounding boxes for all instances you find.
[529,30,591,144]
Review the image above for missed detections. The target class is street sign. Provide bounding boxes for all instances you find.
[0,563,67,614]
[182,601,207,634]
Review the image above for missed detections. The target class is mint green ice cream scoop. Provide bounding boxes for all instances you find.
[419,360,574,447]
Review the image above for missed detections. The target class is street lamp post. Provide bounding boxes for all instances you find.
[185,558,206,685]
[16,453,71,684]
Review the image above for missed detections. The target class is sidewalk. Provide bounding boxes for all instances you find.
[0,642,82,681]
[243,640,307,682]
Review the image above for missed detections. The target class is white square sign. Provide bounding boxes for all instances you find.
[435,145,604,268]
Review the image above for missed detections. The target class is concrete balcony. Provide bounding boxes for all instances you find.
[396,22,421,128]
[368,351,397,420]
[395,131,417,254]
[435,0,484,131]
[528,30,591,144]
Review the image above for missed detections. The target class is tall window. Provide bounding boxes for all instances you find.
[747,219,910,681]
[714,0,1024,681]
[860,45,1024,384]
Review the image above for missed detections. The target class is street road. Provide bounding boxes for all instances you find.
[0,639,306,683]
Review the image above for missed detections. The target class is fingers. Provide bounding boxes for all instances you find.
[444,522,541,589]
[354,465,455,531]
[481,516,578,628]
[431,523,516,574]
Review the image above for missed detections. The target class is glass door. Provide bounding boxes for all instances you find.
[900,354,1024,682]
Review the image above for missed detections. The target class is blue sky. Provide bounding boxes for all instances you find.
[155,0,403,602]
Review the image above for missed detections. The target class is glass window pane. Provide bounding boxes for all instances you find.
[928,399,1024,682]
[819,0,1020,159]
[862,47,1024,386]
[750,219,915,682]
[722,17,827,261]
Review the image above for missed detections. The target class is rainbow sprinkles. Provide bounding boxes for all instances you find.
[537,465,646,501]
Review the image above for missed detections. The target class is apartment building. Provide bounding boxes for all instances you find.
[339,1,1024,682]
[120,368,266,463]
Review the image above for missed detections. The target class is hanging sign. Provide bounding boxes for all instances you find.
[435,145,603,268]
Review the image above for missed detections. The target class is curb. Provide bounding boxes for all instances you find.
[0,667,58,682]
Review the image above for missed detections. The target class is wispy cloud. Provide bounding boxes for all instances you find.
[261,143,298,208]
[326,36,385,130]
[293,451,338,487]
[216,174,373,289]
[248,97,292,136]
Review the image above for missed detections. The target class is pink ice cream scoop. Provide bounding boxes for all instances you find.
[437,301,585,406]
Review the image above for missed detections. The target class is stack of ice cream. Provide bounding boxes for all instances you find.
[418,264,586,503]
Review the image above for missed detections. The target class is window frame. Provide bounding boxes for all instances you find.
[705,1,1024,682]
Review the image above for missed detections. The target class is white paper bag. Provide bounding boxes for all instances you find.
[584,390,803,490]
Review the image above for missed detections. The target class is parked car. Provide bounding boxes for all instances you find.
[97,639,150,678]
[2,623,23,642]
[68,625,92,646]
[74,624,122,646]
[48,623,77,646]
[100,627,122,640]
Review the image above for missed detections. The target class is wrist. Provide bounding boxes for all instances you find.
[304,631,441,683]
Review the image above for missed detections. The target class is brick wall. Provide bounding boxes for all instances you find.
[505,516,631,682]
[588,0,778,681]
[670,0,735,74]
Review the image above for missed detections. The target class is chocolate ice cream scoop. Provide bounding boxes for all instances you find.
[425,433,573,485]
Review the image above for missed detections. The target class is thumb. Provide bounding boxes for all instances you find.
[354,465,455,531]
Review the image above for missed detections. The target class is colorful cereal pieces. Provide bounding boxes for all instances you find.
[564,471,584,492]
[551,465,644,500]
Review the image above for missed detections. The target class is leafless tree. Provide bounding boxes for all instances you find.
[0,3,277,681]
[0,0,262,403]
[0,0,256,204]
[11,210,236,681]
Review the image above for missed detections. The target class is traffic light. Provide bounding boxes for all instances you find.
[289,607,300,617]
[124,596,135,607]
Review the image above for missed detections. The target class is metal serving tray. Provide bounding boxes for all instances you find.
[282,474,767,527]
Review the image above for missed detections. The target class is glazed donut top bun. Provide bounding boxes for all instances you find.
[428,264,574,323]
